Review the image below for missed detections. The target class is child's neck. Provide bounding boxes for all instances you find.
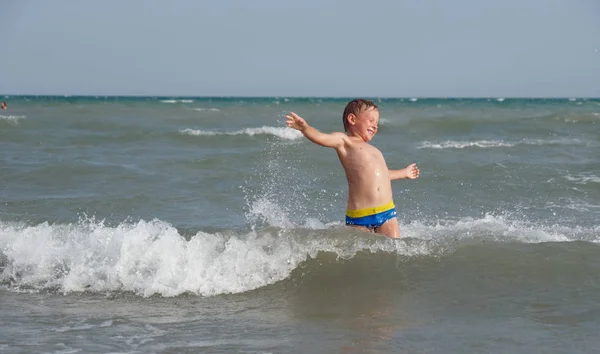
[346,132,368,143]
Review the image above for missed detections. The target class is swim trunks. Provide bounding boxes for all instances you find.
[345,201,397,229]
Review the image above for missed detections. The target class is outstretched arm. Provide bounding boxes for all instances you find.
[286,112,345,149]
[389,163,420,180]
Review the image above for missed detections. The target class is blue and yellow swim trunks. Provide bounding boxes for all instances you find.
[345,201,397,229]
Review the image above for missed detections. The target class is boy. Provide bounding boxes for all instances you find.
[286,99,419,238]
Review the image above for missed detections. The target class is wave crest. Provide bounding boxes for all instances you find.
[179,126,303,140]
[0,115,26,125]
[418,138,585,149]
[1,214,597,297]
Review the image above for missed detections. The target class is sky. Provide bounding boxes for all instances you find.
[1,0,599,97]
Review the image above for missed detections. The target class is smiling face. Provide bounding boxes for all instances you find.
[347,106,379,142]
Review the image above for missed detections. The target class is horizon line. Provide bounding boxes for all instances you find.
[2,94,599,100]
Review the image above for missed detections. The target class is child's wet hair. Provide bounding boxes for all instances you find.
[342,99,378,131]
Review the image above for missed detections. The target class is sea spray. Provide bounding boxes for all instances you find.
[242,118,344,229]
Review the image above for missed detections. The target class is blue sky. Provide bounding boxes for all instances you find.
[1,0,599,97]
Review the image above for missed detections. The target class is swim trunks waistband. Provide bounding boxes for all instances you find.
[346,200,395,218]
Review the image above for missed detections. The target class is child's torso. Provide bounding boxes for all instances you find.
[338,141,394,211]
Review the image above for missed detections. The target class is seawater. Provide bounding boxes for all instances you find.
[1,96,599,353]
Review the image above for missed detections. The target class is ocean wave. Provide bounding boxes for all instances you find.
[0,214,597,298]
[0,218,344,298]
[545,199,600,212]
[565,174,600,184]
[160,100,194,104]
[179,126,303,140]
[418,138,585,149]
[418,140,515,149]
[193,108,220,112]
[378,118,392,125]
[0,115,26,125]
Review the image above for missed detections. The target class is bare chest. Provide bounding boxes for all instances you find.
[341,143,387,171]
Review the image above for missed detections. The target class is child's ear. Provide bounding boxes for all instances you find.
[347,113,356,126]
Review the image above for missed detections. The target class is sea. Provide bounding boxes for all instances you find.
[1,96,599,353]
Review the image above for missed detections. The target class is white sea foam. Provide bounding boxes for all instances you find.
[1,214,596,297]
[418,140,515,149]
[193,108,220,112]
[418,138,585,149]
[565,174,600,184]
[179,129,218,136]
[546,200,600,212]
[0,219,306,297]
[179,126,303,140]
[54,320,114,333]
[160,100,194,104]
[404,213,593,244]
[0,115,26,124]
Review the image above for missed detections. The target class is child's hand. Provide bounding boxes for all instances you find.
[286,112,307,131]
[405,163,420,179]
